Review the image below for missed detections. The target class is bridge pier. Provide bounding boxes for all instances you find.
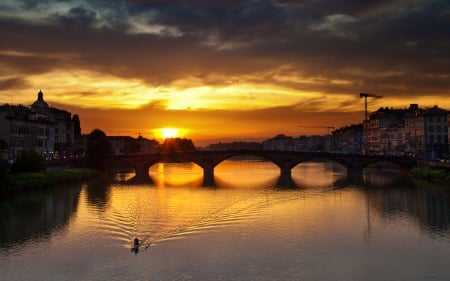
[351,159,363,174]
[276,162,298,188]
[345,159,364,186]
[133,160,152,181]
[201,160,216,187]
[116,151,415,189]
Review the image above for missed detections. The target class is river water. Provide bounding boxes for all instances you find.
[1,160,450,281]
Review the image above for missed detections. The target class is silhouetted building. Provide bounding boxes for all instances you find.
[205,141,262,151]
[366,104,422,155]
[424,106,449,160]
[262,134,332,152]
[108,135,159,155]
[332,124,363,154]
[263,134,294,151]
[0,90,78,160]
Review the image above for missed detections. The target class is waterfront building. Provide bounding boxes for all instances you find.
[108,135,159,155]
[294,135,331,152]
[366,104,422,155]
[331,124,363,154]
[405,105,449,159]
[420,106,448,160]
[0,90,78,161]
[204,141,262,151]
[137,136,160,153]
[407,111,426,158]
[448,114,450,154]
[381,124,406,156]
[262,134,295,151]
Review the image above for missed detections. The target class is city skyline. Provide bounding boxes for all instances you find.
[1,1,450,145]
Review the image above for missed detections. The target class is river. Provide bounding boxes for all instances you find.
[1,160,450,281]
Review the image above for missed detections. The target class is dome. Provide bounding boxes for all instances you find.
[31,90,49,109]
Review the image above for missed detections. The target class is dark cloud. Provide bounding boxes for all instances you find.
[0,77,29,91]
[17,0,48,9]
[0,0,449,99]
[0,51,61,76]
[296,0,392,14]
[54,7,97,28]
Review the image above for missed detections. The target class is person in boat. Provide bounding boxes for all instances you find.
[133,237,140,247]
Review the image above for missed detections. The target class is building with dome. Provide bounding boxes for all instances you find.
[0,90,81,161]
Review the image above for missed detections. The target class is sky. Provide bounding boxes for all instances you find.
[1,0,449,146]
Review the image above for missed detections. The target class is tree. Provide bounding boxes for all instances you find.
[72,114,81,137]
[11,149,46,173]
[85,129,112,171]
[0,158,8,186]
[161,138,196,153]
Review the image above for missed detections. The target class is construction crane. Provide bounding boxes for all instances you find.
[298,126,335,134]
[360,92,382,121]
[360,92,382,155]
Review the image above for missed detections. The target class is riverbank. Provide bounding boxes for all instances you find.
[1,168,99,195]
[411,167,450,189]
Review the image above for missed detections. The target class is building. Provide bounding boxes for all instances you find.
[204,141,262,151]
[262,134,295,151]
[331,124,363,154]
[407,111,426,158]
[448,114,450,154]
[108,135,159,155]
[422,106,449,160]
[405,105,449,159]
[365,104,422,155]
[262,134,332,152]
[364,104,448,159]
[0,90,78,160]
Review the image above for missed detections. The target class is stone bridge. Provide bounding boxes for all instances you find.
[114,150,416,187]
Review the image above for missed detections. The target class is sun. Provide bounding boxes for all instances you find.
[160,128,179,139]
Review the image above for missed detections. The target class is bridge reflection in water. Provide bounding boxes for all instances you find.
[115,150,416,188]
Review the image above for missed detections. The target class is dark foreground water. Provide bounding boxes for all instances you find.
[1,161,450,281]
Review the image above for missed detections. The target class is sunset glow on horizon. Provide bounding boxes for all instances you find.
[159,128,180,139]
[1,0,449,146]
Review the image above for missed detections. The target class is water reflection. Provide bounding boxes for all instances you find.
[0,186,81,247]
[365,169,450,234]
[150,162,203,187]
[215,160,279,189]
[84,176,112,211]
[2,161,450,281]
[292,161,347,188]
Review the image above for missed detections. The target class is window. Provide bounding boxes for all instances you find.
[429,125,434,132]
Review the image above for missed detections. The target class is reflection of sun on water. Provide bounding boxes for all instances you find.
[150,163,203,187]
[292,162,346,188]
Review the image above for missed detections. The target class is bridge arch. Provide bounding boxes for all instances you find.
[114,155,161,181]
[288,155,353,174]
[360,158,413,171]
[186,151,283,187]
[114,151,415,187]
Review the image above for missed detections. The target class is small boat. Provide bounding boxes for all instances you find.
[131,243,140,251]
[131,241,149,253]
